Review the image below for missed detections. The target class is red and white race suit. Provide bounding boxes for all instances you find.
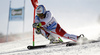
[35,11,78,42]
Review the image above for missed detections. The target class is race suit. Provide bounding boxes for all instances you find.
[35,11,78,42]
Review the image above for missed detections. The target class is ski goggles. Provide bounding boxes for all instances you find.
[37,13,44,17]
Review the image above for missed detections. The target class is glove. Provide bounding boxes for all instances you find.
[32,23,42,28]
[32,23,39,28]
[36,28,41,34]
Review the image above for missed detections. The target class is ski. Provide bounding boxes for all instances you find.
[27,41,75,50]
[27,40,100,50]
[27,45,46,50]
[66,40,100,46]
[27,42,67,50]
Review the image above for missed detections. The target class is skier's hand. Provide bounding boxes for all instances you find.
[36,28,41,34]
[32,23,40,28]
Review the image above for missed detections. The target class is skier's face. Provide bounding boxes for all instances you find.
[37,13,44,19]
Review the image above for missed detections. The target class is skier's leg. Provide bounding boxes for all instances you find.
[40,29,63,43]
[63,33,78,42]
[40,29,50,39]
[55,24,78,42]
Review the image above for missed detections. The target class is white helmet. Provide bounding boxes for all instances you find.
[36,5,46,14]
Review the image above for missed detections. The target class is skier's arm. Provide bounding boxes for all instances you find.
[33,15,42,28]
[34,16,40,23]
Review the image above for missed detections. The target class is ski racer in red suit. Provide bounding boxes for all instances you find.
[33,5,85,44]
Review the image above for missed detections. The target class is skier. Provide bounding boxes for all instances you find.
[33,5,85,44]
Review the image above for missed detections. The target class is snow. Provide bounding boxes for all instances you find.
[0,24,100,55]
[0,38,100,55]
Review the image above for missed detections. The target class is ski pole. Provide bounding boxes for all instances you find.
[58,37,63,42]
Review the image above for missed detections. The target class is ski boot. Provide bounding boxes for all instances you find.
[77,34,88,44]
